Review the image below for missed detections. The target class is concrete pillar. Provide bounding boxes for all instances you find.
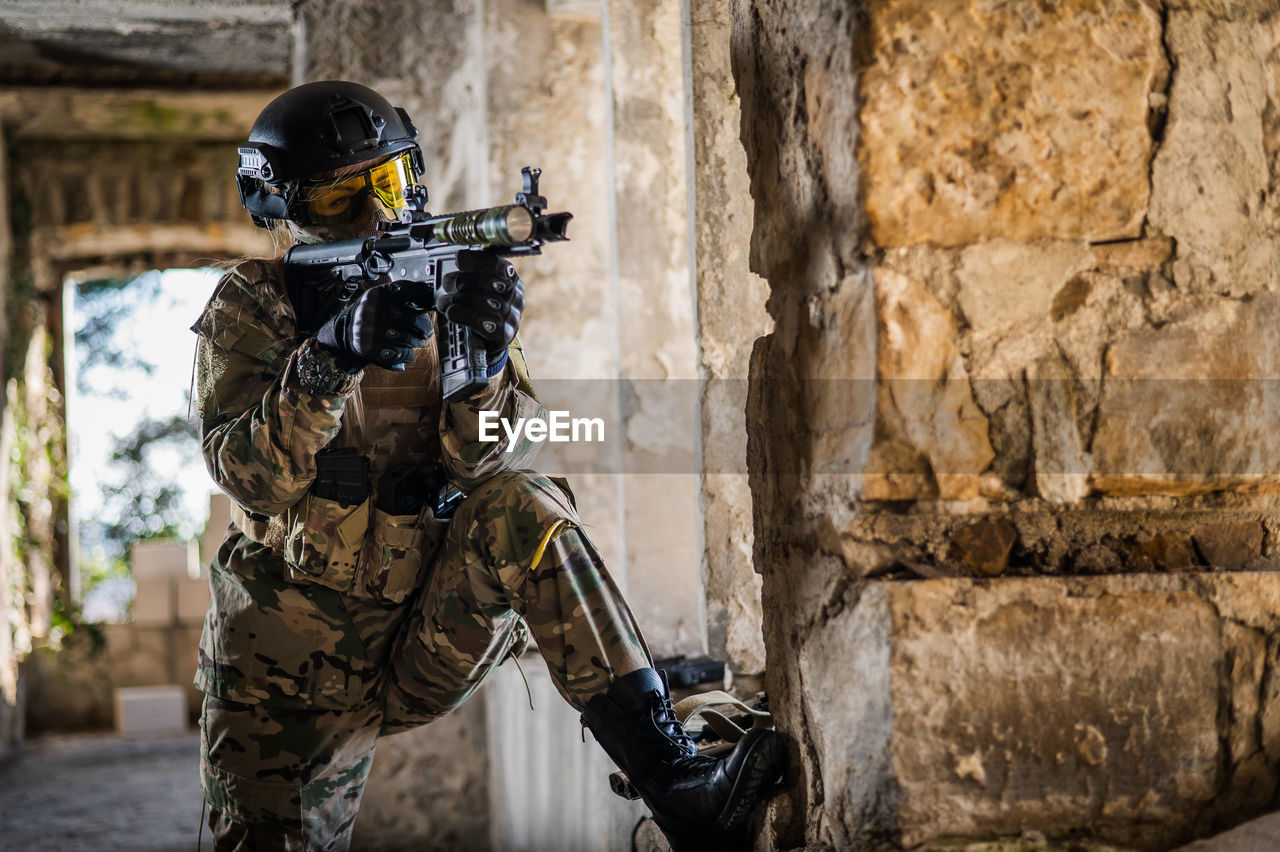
[685,0,770,674]
[486,663,646,852]
[295,4,494,847]
[481,0,624,581]
[296,2,766,846]
[595,0,706,658]
[477,3,648,849]
[0,121,19,757]
[297,0,489,212]
[732,0,1280,848]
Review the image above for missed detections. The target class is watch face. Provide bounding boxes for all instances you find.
[299,342,360,394]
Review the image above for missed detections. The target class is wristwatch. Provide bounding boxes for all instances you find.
[296,338,363,396]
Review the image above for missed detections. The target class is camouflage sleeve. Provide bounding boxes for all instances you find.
[439,337,546,490]
[193,261,359,516]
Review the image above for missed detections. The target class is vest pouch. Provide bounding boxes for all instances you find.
[356,506,440,604]
[283,493,371,592]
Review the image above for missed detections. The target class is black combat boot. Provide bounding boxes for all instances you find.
[581,667,786,851]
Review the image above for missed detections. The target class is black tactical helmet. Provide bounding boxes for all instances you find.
[236,80,425,228]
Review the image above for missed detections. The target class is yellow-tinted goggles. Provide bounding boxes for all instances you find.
[298,152,417,224]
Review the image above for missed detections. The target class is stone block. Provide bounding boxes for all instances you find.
[175,573,209,625]
[1172,813,1280,852]
[105,626,177,687]
[948,518,1018,577]
[1028,352,1092,503]
[202,491,232,568]
[1133,533,1198,570]
[866,268,994,500]
[113,685,188,735]
[956,241,1095,348]
[1090,295,1280,496]
[1193,521,1264,570]
[131,576,173,626]
[859,0,1166,247]
[1149,8,1280,298]
[131,539,194,579]
[803,573,1280,850]
[1090,238,1175,271]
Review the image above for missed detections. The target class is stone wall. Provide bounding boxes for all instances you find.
[353,698,494,852]
[25,536,216,734]
[733,0,1280,849]
[24,622,206,733]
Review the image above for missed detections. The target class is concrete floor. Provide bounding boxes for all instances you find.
[0,731,204,852]
[0,728,1278,852]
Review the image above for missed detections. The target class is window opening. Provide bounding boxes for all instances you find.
[65,268,221,623]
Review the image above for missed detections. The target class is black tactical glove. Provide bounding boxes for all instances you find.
[315,280,434,372]
[437,249,525,369]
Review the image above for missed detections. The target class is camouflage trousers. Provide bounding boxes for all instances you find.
[199,470,650,851]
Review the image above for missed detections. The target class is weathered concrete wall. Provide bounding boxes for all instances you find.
[296,5,497,846]
[4,89,274,292]
[606,0,705,657]
[733,0,1280,848]
[482,0,756,842]
[297,0,485,213]
[474,1,649,846]
[0,0,291,87]
[688,0,771,675]
[486,660,647,852]
[1,124,73,762]
[482,0,623,581]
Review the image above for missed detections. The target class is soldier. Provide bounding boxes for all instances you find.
[194,80,785,851]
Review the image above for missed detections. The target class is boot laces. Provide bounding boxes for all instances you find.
[651,691,697,755]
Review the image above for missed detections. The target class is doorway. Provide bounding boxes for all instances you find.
[65,267,220,623]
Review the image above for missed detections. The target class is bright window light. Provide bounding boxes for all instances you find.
[67,267,222,622]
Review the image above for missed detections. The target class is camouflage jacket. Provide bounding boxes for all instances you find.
[192,258,545,598]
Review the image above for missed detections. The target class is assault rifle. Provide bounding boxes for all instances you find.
[284,167,571,401]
